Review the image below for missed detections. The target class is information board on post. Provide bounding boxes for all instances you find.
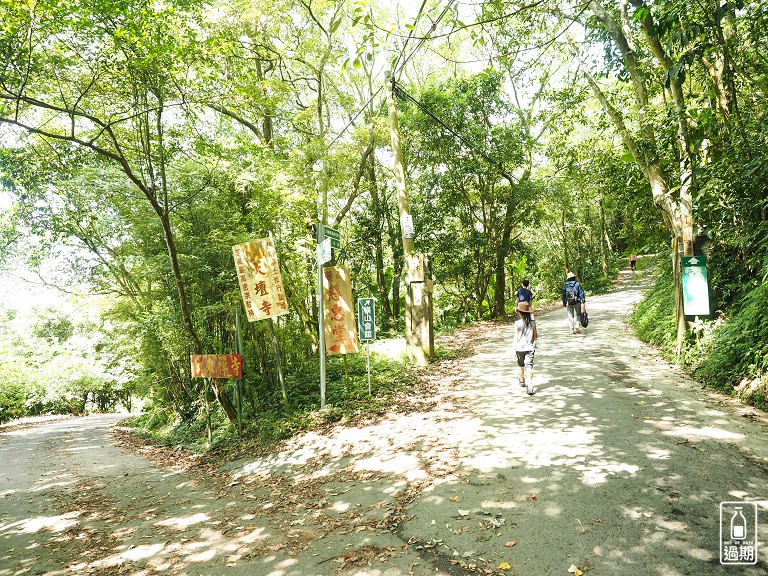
[682,255,711,316]
[318,237,332,265]
[357,297,376,341]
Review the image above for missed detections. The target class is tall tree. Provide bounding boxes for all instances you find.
[0,0,241,419]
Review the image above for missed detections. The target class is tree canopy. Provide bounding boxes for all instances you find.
[2,0,767,427]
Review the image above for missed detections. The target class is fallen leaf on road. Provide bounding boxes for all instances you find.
[526,494,538,502]
[457,509,470,516]
[498,561,511,570]
[504,541,516,547]
[568,564,583,576]
[449,496,461,502]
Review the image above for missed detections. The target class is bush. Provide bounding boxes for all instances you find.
[0,379,28,424]
[692,280,768,397]
[630,256,768,409]
[125,346,416,450]
[630,256,677,356]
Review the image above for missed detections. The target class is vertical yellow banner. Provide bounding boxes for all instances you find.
[323,265,359,355]
[232,237,289,322]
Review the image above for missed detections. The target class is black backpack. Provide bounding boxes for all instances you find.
[566,283,578,305]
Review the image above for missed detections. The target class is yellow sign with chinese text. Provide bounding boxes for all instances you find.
[233,237,289,322]
[323,265,359,355]
[190,354,243,379]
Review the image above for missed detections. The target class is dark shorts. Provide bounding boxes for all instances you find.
[516,350,535,367]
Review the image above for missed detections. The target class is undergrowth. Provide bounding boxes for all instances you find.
[125,350,418,452]
[630,255,768,409]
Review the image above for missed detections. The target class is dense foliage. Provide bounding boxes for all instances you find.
[1,0,767,434]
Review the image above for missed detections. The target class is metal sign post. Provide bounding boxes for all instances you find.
[315,223,346,408]
[316,224,328,409]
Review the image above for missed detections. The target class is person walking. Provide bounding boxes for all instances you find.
[630,254,637,271]
[562,271,586,334]
[515,279,533,318]
[516,279,533,306]
[514,301,538,395]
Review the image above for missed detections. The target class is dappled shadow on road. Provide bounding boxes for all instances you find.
[3,270,768,575]
[411,273,768,575]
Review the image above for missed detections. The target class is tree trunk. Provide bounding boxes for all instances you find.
[599,198,608,274]
[561,210,570,273]
[585,3,696,352]
[672,238,687,354]
[492,246,507,319]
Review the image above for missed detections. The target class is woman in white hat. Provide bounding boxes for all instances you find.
[514,301,538,395]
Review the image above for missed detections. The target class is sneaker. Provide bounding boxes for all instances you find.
[518,378,526,388]
[526,378,535,395]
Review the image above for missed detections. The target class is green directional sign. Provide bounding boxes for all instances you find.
[357,297,376,341]
[322,225,341,249]
[682,255,711,316]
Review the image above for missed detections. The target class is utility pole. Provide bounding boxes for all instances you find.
[385,71,434,365]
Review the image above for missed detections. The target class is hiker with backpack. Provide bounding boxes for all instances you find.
[562,272,586,334]
[514,300,538,395]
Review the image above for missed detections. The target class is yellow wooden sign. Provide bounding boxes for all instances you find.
[232,237,289,322]
[323,265,359,355]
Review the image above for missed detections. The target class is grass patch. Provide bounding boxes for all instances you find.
[630,256,768,409]
[630,257,677,357]
[124,346,418,451]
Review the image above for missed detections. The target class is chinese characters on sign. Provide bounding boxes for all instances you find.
[720,501,758,565]
[323,266,359,355]
[357,298,376,341]
[190,354,243,379]
[232,237,289,322]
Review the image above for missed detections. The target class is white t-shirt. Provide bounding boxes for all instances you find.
[515,317,536,352]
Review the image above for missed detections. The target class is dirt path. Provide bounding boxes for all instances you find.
[3,268,768,575]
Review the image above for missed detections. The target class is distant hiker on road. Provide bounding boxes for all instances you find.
[515,279,533,318]
[630,254,637,271]
[562,272,586,334]
[514,301,538,395]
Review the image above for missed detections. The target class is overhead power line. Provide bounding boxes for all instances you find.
[392,0,429,74]
[394,0,457,77]
[392,80,518,185]
[325,85,384,151]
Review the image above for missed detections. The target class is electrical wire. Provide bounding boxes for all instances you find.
[394,0,457,77]
[391,0,429,74]
[325,85,384,151]
[393,80,518,184]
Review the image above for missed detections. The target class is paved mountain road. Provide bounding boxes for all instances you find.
[2,269,768,575]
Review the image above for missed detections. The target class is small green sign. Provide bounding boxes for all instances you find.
[357,298,376,341]
[682,256,710,316]
[321,225,341,249]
